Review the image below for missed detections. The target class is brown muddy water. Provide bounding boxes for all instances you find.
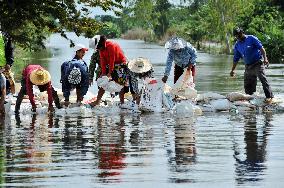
[0,33,284,187]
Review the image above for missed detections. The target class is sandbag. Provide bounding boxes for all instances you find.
[162,84,175,110]
[226,92,254,102]
[171,71,197,99]
[139,78,163,112]
[209,99,232,111]
[197,92,226,103]
[97,76,123,93]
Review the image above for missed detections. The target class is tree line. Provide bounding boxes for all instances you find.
[0,0,283,63]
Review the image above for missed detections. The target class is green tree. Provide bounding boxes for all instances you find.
[153,0,171,38]
[0,0,122,50]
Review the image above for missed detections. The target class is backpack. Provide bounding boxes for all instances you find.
[68,67,81,85]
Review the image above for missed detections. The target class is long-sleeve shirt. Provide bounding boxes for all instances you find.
[99,41,127,75]
[233,35,263,65]
[61,57,89,99]
[164,43,197,76]
[22,65,53,107]
[89,51,101,80]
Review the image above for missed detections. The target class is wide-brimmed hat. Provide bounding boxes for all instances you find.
[30,68,51,85]
[74,44,88,52]
[128,57,152,73]
[165,37,187,50]
[89,35,101,49]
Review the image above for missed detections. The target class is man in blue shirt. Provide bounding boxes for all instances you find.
[162,37,197,84]
[230,28,273,103]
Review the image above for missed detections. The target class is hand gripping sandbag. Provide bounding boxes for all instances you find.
[171,70,197,99]
[139,78,163,112]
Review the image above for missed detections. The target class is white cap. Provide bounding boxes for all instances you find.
[74,43,88,52]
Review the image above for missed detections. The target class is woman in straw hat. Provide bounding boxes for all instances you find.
[15,65,61,114]
[162,36,197,84]
[126,57,154,105]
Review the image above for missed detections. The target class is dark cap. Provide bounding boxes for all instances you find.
[233,27,244,36]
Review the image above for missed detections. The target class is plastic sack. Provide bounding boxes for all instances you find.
[162,84,175,110]
[226,92,254,102]
[209,99,232,111]
[139,78,163,112]
[171,70,197,99]
[197,92,226,103]
[97,76,123,93]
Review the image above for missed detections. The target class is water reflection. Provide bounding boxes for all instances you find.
[168,117,197,183]
[234,113,273,185]
[97,115,126,182]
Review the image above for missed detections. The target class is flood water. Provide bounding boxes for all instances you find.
[1,33,284,187]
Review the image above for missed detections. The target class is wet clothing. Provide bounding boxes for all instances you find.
[233,35,263,65]
[15,65,60,111]
[174,64,196,84]
[61,57,89,101]
[244,61,273,98]
[164,43,197,77]
[99,40,127,75]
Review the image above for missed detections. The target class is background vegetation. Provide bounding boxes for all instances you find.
[0,0,283,63]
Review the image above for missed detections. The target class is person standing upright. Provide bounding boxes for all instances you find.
[0,31,15,94]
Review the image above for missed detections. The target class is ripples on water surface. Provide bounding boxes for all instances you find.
[1,111,284,187]
[1,35,284,187]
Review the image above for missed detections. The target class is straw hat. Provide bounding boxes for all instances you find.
[128,57,152,73]
[30,68,51,85]
[165,37,187,50]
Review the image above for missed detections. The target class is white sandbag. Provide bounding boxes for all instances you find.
[105,81,123,93]
[163,92,175,110]
[197,92,226,103]
[139,78,163,112]
[226,92,254,102]
[174,100,195,116]
[97,76,123,93]
[97,76,109,88]
[162,84,175,110]
[209,99,232,111]
[233,100,256,109]
[171,71,197,99]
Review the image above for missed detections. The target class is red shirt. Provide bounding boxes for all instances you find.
[99,41,127,74]
[22,65,53,107]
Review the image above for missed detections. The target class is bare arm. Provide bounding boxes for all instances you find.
[230,62,238,77]
[260,47,269,65]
